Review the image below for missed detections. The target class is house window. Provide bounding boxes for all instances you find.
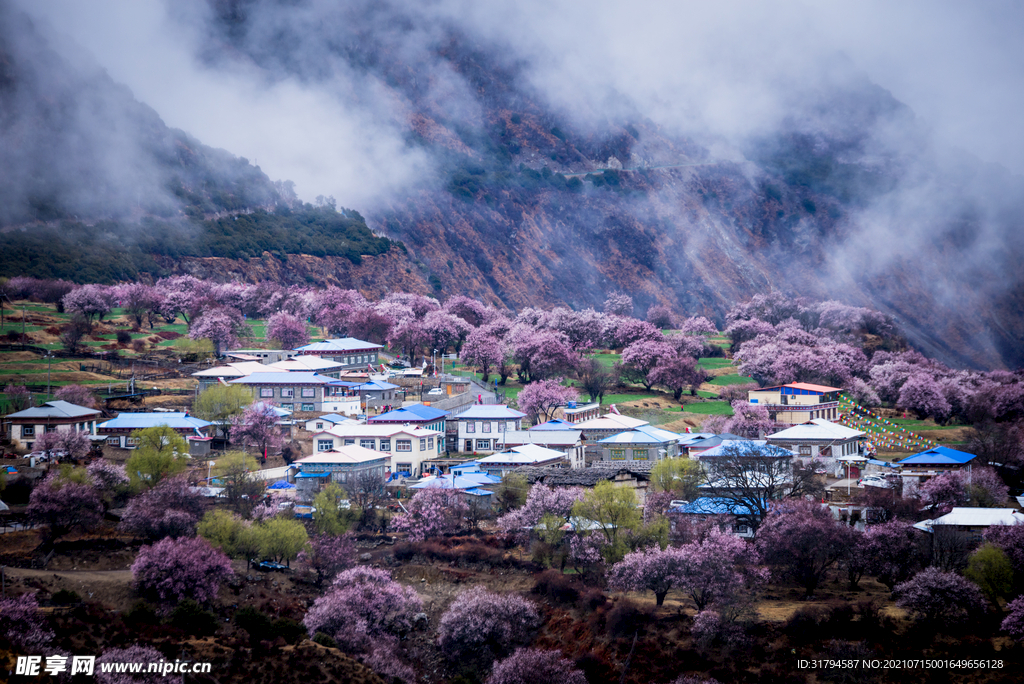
[360,439,376,450]
[632,449,649,460]
[317,440,333,452]
[483,422,491,433]
[281,388,294,398]
[476,439,490,450]
[301,388,316,398]
[281,403,293,410]
[301,403,315,412]
[497,422,505,432]
[428,437,434,449]
[397,463,412,472]
[45,425,57,433]
[125,437,141,448]
[466,422,476,433]
[799,445,813,456]
[107,437,120,446]
[610,449,625,460]
[732,524,750,534]
[419,438,427,450]
[344,439,355,446]
[396,440,412,452]
[260,388,274,398]
[316,423,324,430]
[380,441,391,451]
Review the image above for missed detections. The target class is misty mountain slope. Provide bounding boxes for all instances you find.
[198,1,1024,368]
[2,1,1022,371]
[0,3,290,224]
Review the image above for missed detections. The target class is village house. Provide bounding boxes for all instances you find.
[914,507,1024,565]
[558,401,601,423]
[311,424,442,477]
[304,414,361,432]
[97,412,212,449]
[747,383,843,424]
[472,444,568,476]
[680,433,747,457]
[895,446,979,493]
[515,463,654,506]
[572,412,651,463]
[292,337,383,369]
[267,355,345,378]
[191,361,276,393]
[322,380,363,415]
[4,400,101,450]
[456,405,526,455]
[494,428,585,468]
[668,498,758,539]
[368,404,448,432]
[598,425,683,464]
[228,372,334,413]
[408,470,501,509]
[292,445,389,500]
[766,419,866,477]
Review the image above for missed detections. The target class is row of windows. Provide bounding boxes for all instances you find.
[466,439,491,450]
[281,403,316,412]
[340,354,376,365]
[21,423,91,437]
[107,436,141,447]
[464,420,520,434]
[318,438,434,452]
[609,448,649,460]
[259,387,318,399]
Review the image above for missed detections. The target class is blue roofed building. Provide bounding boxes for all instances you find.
[4,400,101,450]
[97,412,212,449]
[369,404,448,432]
[668,497,761,538]
[896,446,979,492]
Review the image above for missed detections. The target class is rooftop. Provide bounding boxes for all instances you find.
[756,383,843,394]
[767,419,865,441]
[477,444,567,464]
[295,445,387,466]
[458,405,526,420]
[98,412,211,431]
[695,440,796,458]
[316,424,442,438]
[228,372,334,385]
[294,337,382,353]
[896,446,978,467]
[369,405,448,423]
[6,400,101,420]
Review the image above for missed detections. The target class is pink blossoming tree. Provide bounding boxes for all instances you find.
[131,536,233,604]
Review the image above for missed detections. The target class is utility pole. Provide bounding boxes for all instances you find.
[46,352,53,399]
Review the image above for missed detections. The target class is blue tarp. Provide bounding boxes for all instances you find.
[268,480,296,489]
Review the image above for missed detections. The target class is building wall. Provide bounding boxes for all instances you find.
[11,419,97,449]
[457,418,522,454]
[249,385,323,412]
[314,432,440,476]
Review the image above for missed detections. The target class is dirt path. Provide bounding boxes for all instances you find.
[4,567,135,609]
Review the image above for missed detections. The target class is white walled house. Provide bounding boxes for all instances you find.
[4,401,101,450]
[456,405,526,454]
[311,424,442,477]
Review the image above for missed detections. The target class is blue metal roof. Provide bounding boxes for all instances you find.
[354,381,400,391]
[530,419,578,431]
[98,412,211,431]
[369,405,448,423]
[896,446,978,466]
[670,497,759,516]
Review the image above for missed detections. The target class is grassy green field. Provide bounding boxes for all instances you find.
[681,400,734,415]
[697,357,733,369]
[708,374,753,386]
[591,352,621,369]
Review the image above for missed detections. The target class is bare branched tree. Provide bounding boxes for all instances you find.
[697,442,824,531]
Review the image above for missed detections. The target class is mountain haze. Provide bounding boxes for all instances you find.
[1,1,1023,371]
